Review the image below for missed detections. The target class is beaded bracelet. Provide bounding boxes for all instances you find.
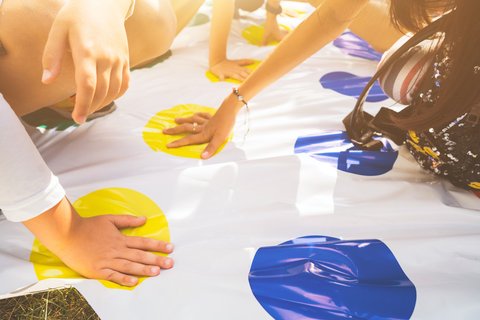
[232,88,248,109]
[232,87,251,140]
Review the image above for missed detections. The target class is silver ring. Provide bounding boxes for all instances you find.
[192,122,198,132]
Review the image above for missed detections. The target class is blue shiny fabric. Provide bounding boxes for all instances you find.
[333,32,382,61]
[320,72,388,103]
[249,236,416,320]
[294,131,398,176]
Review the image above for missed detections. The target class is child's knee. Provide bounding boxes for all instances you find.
[129,0,177,62]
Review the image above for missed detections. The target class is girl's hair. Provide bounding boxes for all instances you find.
[387,0,480,131]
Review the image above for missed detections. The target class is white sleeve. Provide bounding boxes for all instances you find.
[0,95,65,222]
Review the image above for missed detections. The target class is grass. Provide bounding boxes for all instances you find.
[0,287,100,320]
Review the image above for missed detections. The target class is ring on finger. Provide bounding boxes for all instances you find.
[192,122,198,132]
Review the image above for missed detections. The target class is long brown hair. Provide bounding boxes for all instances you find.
[388,0,480,131]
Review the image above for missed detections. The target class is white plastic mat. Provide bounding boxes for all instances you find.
[1,4,479,319]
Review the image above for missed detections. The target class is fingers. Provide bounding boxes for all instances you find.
[89,66,110,113]
[163,113,212,135]
[100,250,174,286]
[124,249,174,270]
[101,62,123,110]
[201,133,227,159]
[42,19,68,84]
[100,270,140,287]
[211,60,252,81]
[163,123,204,135]
[109,215,147,229]
[234,59,255,66]
[167,133,209,148]
[118,64,130,99]
[72,57,97,124]
[174,113,212,125]
[223,69,250,81]
[126,236,174,254]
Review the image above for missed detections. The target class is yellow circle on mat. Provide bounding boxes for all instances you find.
[206,60,261,84]
[241,24,291,46]
[143,104,231,158]
[30,188,170,290]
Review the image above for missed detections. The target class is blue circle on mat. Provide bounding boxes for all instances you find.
[333,31,383,61]
[320,71,388,103]
[294,131,398,176]
[249,235,417,320]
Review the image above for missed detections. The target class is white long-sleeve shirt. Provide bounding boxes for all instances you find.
[0,95,65,222]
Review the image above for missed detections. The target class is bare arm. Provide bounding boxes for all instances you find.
[237,0,370,103]
[305,0,402,52]
[165,0,370,157]
[262,0,288,45]
[0,0,176,116]
[208,0,254,81]
[23,196,174,287]
[209,0,236,67]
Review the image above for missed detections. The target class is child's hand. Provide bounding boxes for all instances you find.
[164,93,241,159]
[41,0,132,124]
[209,59,255,82]
[262,18,288,46]
[24,197,173,287]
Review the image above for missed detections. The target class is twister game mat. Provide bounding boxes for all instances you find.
[1,2,479,319]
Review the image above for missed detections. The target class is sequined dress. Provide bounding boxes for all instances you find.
[405,48,480,190]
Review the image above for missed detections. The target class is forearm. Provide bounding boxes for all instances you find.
[235,0,369,109]
[265,0,281,27]
[23,197,79,254]
[209,0,236,66]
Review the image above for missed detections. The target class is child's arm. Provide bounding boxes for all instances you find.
[262,0,288,45]
[209,0,255,81]
[165,0,370,157]
[23,196,173,287]
[0,97,173,287]
[41,0,136,124]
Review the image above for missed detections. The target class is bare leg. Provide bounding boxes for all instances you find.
[0,0,176,116]
[170,0,205,35]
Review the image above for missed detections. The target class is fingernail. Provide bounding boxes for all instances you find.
[75,115,86,125]
[128,277,138,285]
[165,243,174,252]
[201,151,209,159]
[41,69,52,83]
[163,258,173,268]
[150,266,160,275]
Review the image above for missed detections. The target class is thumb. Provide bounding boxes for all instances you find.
[201,134,225,159]
[42,20,68,84]
[109,215,147,229]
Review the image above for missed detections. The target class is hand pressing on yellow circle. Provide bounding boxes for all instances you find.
[164,95,241,159]
[209,59,255,82]
[163,112,212,135]
[262,20,289,46]
[24,197,174,287]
